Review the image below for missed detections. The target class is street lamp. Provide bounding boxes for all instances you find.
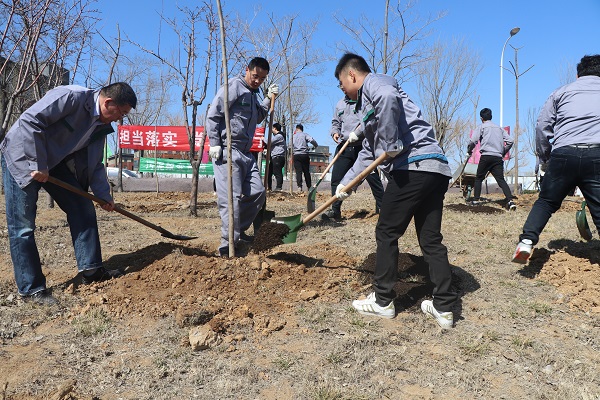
[499,27,520,127]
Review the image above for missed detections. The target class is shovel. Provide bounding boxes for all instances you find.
[46,175,197,240]
[576,200,593,241]
[307,139,351,213]
[273,151,391,244]
[253,92,277,230]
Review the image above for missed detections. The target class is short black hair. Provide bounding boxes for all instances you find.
[480,108,492,121]
[248,57,270,73]
[334,53,371,79]
[273,122,281,131]
[101,82,137,109]
[577,54,600,77]
[296,124,304,131]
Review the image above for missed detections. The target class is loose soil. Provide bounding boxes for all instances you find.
[0,180,599,399]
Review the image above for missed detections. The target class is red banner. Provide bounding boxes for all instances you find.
[118,125,266,152]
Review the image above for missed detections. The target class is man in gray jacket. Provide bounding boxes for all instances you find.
[1,82,137,305]
[322,96,384,221]
[335,53,457,329]
[513,54,600,264]
[265,122,286,191]
[467,108,516,210]
[206,57,278,257]
[292,124,318,191]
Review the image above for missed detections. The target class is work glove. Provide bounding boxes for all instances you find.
[267,83,279,98]
[335,183,350,200]
[347,131,360,143]
[540,162,548,173]
[209,145,222,160]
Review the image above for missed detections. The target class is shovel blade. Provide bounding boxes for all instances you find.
[161,233,198,241]
[271,214,302,244]
[576,201,593,241]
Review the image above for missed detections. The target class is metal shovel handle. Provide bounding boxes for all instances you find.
[302,151,389,225]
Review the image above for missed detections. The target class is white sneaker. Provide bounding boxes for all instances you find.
[421,299,453,329]
[512,239,533,264]
[352,292,395,319]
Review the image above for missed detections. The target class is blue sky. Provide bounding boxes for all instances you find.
[98,0,600,172]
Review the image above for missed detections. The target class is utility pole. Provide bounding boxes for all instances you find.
[507,45,533,194]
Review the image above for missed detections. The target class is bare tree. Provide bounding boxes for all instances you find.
[0,0,98,142]
[334,0,446,84]
[415,38,482,152]
[126,3,217,216]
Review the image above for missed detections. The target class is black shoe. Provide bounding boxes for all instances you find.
[321,209,342,221]
[81,267,124,285]
[22,289,58,306]
[239,232,254,243]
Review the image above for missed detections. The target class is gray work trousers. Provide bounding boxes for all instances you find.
[213,149,266,250]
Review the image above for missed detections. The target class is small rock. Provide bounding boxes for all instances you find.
[299,290,318,301]
[542,364,554,375]
[189,324,222,351]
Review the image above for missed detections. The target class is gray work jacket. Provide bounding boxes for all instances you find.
[206,74,270,155]
[292,131,318,155]
[331,97,363,146]
[341,73,450,186]
[469,121,513,158]
[536,75,600,162]
[0,85,113,201]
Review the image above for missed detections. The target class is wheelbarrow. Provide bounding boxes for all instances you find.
[47,176,197,240]
[273,151,392,244]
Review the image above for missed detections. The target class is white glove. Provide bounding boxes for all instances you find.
[267,83,279,97]
[335,184,350,200]
[348,131,360,143]
[209,145,222,160]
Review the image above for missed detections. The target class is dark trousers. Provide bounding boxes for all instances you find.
[267,155,285,190]
[521,146,600,245]
[374,170,457,312]
[473,155,513,200]
[330,142,384,213]
[293,153,311,189]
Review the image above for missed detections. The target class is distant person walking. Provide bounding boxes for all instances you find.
[467,108,516,210]
[513,54,600,264]
[292,124,318,191]
[265,122,286,191]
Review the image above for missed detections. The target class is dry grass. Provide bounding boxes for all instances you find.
[1,189,599,399]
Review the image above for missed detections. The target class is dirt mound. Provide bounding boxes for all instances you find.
[74,242,362,335]
[445,203,505,214]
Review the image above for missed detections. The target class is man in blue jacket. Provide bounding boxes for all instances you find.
[1,82,137,305]
[335,53,457,329]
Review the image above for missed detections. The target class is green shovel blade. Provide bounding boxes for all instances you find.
[271,214,303,244]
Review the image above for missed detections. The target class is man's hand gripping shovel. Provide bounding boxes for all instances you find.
[273,150,395,244]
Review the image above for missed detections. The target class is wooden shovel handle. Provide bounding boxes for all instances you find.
[262,93,276,189]
[302,151,389,225]
[46,175,172,236]
[314,139,351,183]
